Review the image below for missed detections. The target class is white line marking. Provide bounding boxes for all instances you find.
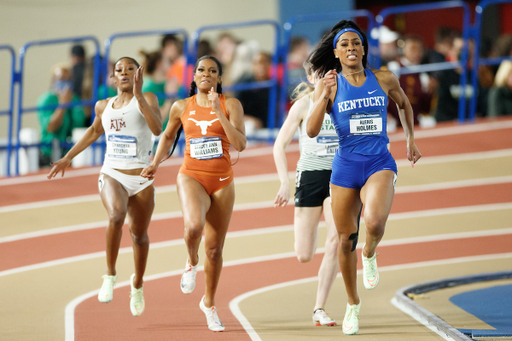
[3,219,510,279]
[0,144,301,187]
[389,119,512,142]
[228,252,512,341]
[2,200,512,245]
[2,148,511,214]
[3,117,512,187]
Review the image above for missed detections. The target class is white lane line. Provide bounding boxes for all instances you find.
[3,117,512,188]
[0,224,296,278]
[389,119,512,142]
[2,148,511,214]
[0,200,276,243]
[0,144,301,187]
[395,148,512,167]
[228,252,512,341]
[3,200,511,245]
[64,250,299,341]
[4,220,511,280]
[395,175,512,193]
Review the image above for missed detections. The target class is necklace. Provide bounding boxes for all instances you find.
[342,68,364,78]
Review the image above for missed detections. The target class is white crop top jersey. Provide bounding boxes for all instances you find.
[296,96,338,172]
[101,96,154,170]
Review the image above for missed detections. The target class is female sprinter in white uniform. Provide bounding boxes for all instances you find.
[307,20,421,335]
[48,57,162,317]
[274,62,350,327]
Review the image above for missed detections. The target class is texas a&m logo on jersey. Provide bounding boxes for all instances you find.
[110,118,126,131]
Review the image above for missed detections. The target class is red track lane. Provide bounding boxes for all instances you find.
[74,233,512,340]
[2,182,512,272]
[0,149,300,206]
[2,118,511,208]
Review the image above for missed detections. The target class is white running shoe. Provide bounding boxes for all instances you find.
[199,296,225,332]
[362,244,379,290]
[342,301,361,335]
[130,274,145,316]
[312,308,337,326]
[98,274,117,303]
[180,258,199,294]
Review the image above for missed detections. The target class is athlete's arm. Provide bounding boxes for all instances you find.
[134,66,163,136]
[307,69,337,138]
[47,100,106,179]
[209,87,246,152]
[141,99,185,179]
[273,95,308,207]
[375,69,421,164]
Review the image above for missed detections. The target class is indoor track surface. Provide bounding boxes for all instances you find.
[1,117,511,341]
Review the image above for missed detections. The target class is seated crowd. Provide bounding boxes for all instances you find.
[36,27,512,167]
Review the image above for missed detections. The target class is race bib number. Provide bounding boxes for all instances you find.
[107,135,137,159]
[349,111,383,135]
[190,137,223,160]
[316,135,338,157]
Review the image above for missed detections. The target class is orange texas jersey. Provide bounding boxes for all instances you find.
[181,94,232,174]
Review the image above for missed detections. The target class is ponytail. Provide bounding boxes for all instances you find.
[160,125,183,164]
[189,81,197,96]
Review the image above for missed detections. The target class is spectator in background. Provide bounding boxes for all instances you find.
[287,37,310,98]
[435,34,488,121]
[488,60,512,117]
[424,27,456,120]
[141,50,172,129]
[70,44,86,98]
[214,32,241,86]
[161,34,182,75]
[427,27,455,64]
[491,34,512,61]
[235,52,273,134]
[371,25,400,69]
[82,55,117,123]
[387,35,432,129]
[197,39,214,59]
[230,40,260,85]
[162,34,187,99]
[37,64,86,167]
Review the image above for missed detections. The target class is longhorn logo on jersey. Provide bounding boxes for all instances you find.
[188,118,219,135]
[110,118,126,131]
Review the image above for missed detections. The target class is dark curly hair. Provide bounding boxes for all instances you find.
[307,20,369,77]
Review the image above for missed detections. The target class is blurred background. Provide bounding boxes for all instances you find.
[1,0,511,176]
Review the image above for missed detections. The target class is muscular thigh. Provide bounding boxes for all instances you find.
[127,184,155,235]
[99,174,129,214]
[294,206,323,241]
[206,181,235,236]
[360,170,395,220]
[177,173,211,227]
[330,183,361,236]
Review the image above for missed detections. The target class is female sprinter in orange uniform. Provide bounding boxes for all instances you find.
[141,55,246,332]
[307,20,421,335]
[48,57,162,317]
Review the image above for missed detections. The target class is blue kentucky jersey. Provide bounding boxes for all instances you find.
[329,69,390,155]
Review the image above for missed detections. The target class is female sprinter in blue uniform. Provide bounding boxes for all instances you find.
[307,20,421,335]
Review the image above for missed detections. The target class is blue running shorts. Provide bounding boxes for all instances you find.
[330,149,397,190]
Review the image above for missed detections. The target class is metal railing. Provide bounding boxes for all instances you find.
[376,1,471,123]
[15,36,102,174]
[0,45,16,177]
[469,0,512,121]
[281,10,376,127]
[4,0,511,176]
[189,19,282,141]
